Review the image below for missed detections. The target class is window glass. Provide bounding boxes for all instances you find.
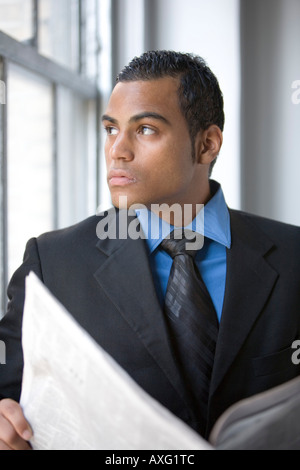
[0,0,33,42]
[39,0,79,71]
[56,86,97,228]
[7,64,53,278]
[85,0,99,80]
[0,0,103,316]
[0,61,5,315]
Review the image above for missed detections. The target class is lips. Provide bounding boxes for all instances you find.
[108,169,137,187]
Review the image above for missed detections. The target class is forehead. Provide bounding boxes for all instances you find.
[105,77,183,120]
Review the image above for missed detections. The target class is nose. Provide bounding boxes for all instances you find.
[109,131,134,162]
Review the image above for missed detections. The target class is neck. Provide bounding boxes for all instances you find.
[152,179,211,227]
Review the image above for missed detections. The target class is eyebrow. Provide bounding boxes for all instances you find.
[101,112,171,126]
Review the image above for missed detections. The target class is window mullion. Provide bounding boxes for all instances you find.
[0,31,98,100]
[0,57,8,317]
[52,83,59,230]
[79,0,87,76]
[32,0,39,49]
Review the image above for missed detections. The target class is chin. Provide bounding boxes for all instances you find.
[111,193,144,210]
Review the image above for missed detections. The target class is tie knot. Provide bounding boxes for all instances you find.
[161,229,198,259]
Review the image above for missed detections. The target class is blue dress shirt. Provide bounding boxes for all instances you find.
[135,181,231,323]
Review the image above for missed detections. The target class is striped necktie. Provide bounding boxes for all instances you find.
[161,230,219,437]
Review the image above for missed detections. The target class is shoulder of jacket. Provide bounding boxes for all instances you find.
[35,211,116,251]
[229,208,300,231]
[228,208,300,248]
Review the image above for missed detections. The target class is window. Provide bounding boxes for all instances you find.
[0,0,33,43]
[0,0,109,316]
[39,0,80,71]
[7,64,54,278]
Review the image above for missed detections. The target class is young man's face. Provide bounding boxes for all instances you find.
[103,77,203,210]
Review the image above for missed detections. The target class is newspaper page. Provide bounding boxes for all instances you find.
[20,272,212,451]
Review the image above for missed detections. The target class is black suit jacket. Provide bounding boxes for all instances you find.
[1,208,300,439]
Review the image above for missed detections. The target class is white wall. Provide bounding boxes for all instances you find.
[241,0,300,226]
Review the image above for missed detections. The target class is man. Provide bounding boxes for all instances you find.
[0,51,300,450]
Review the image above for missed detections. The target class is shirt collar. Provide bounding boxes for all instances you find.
[136,180,231,254]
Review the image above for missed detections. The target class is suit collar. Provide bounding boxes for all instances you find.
[135,180,231,255]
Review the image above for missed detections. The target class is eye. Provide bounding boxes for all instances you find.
[139,126,155,136]
[104,126,118,136]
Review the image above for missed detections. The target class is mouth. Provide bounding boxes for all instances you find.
[108,169,137,187]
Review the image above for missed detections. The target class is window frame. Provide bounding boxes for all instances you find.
[0,55,8,317]
[0,1,102,316]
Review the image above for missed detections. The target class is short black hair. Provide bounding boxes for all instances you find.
[117,50,225,175]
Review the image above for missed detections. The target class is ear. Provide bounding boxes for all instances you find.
[195,125,223,165]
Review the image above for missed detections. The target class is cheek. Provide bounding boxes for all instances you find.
[141,140,181,172]
[142,161,189,198]
[148,147,192,183]
[104,141,112,162]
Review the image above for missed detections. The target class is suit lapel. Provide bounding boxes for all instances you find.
[93,209,191,409]
[210,210,279,397]
[93,208,280,424]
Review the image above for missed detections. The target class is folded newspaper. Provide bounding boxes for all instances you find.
[20,272,212,451]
